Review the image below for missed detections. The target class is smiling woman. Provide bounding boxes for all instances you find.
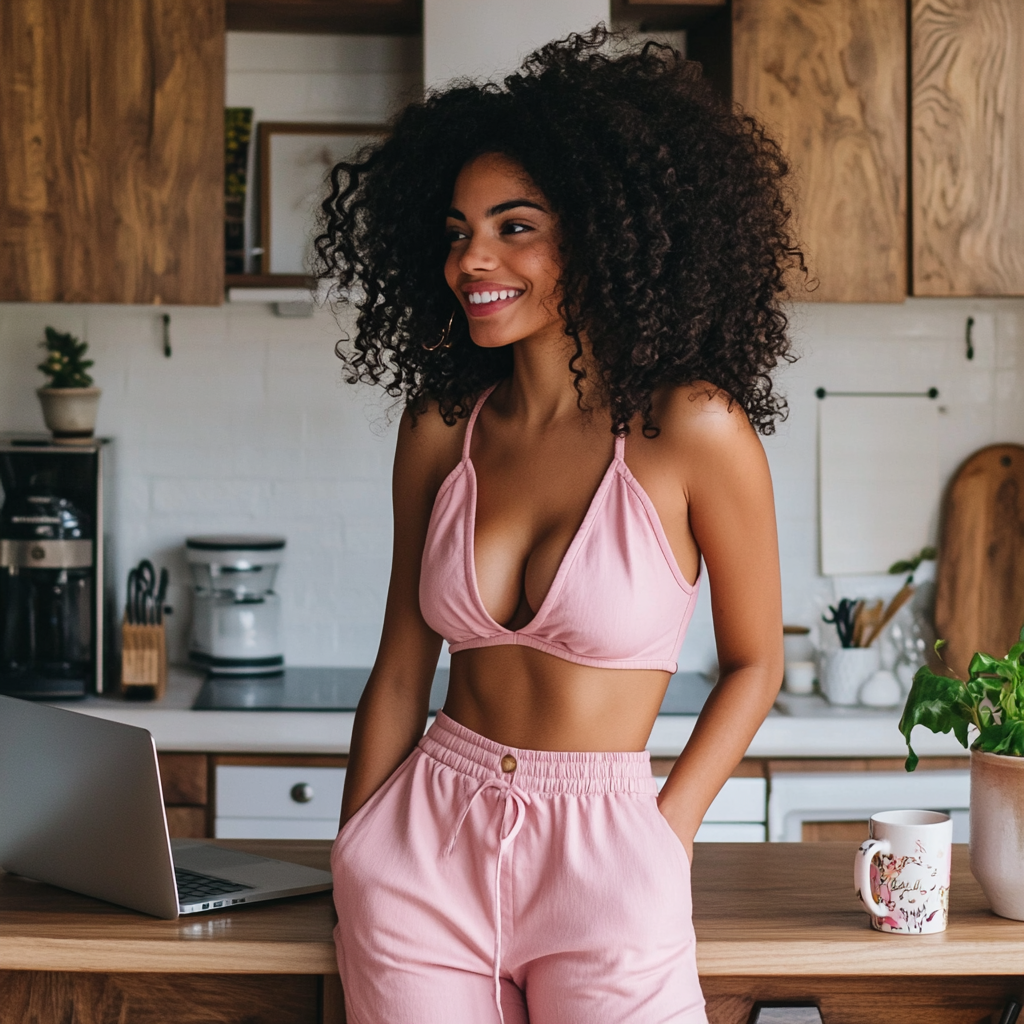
[315,25,797,1024]
[315,27,800,434]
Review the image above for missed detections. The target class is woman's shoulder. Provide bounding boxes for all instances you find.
[399,396,461,449]
[396,395,475,489]
[650,382,757,447]
[641,382,769,493]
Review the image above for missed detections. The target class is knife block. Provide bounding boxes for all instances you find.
[121,618,167,700]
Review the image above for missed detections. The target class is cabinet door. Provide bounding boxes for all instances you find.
[733,0,907,302]
[912,0,1024,296]
[0,0,224,305]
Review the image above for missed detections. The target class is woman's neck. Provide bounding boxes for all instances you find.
[504,327,605,427]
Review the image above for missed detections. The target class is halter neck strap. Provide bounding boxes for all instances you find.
[463,384,499,460]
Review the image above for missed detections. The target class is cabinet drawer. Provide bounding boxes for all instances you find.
[654,775,767,824]
[704,778,767,822]
[695,823,766,843]
[768,770,970,842]
[215,765,346,820]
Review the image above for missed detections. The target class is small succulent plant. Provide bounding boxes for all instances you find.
[38,327,94,388]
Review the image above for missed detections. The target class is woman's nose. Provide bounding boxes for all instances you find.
[459,233,500,273]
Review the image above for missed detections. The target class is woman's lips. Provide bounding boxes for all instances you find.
[463,288,523,318]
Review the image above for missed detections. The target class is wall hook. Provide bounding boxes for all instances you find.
[162,314,171,358]
[965,316,975,361]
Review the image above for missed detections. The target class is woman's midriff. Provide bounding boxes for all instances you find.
[443,644,671,751]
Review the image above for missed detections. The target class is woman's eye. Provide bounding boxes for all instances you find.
[501,222,531,236]
[446,227,467,243]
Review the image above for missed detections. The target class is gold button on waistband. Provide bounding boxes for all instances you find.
[501,754,517,773]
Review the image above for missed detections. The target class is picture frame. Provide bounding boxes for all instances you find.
[257,122,387,275]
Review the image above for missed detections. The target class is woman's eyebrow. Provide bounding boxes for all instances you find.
[446,199,547,221]
[487,199,546,216]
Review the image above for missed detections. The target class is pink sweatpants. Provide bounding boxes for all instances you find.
[331,712,707,1024]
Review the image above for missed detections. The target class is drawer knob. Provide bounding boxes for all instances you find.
[290,783,314,804]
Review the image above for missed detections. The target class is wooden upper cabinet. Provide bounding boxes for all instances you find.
[732,0,907,303]
[912,0,1024,297]
[226,0,422,34]
[0,0,224,305]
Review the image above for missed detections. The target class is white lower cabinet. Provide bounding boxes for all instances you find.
[767,770,970,842]
[694,822,767,842]
[215,765,769,842]
[656,775,768,842]
[215,765,346,840]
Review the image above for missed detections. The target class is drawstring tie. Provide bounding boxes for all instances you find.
[444,775,532,1024]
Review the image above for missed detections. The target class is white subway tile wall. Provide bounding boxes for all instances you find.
[1,35,1023,672]
[225,32,422,123]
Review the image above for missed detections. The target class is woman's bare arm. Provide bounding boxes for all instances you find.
[338,407,460,829]
[655,392,784,860]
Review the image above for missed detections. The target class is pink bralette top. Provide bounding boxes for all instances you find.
[419,385,700,672]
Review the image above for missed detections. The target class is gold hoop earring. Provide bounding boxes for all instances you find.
[422,311,455,352]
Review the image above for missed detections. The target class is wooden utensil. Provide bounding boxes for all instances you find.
[935,444,1024,678]
[851,599,882,648]
[864,583,916,648]
[851,601,867,647]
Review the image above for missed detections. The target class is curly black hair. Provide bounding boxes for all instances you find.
[315,26,801,435]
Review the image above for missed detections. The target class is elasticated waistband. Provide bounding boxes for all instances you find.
[419,712,659,796]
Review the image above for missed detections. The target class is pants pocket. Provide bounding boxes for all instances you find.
[648,795,691,876]
[332,748,417,866]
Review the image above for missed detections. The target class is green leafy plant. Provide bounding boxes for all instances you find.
[37,327,94,388]
[900,627,1024,771]
[888,545,937,575]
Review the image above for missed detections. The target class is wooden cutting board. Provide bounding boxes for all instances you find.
[935,444,1024,678]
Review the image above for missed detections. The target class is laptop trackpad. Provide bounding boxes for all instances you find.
[172,840,332,888]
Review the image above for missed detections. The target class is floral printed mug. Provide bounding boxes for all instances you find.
[853,809,952,934]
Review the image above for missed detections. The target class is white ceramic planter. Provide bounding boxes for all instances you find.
[37,387,101,442]
[820,647,880,706]
[970,749,1024,920]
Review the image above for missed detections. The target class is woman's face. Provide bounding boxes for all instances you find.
[444,153,564,350]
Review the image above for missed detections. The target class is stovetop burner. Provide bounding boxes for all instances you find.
[192,667,713,714]
[192,667,449,711]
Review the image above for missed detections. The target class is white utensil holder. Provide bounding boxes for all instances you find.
[821,647,880,706]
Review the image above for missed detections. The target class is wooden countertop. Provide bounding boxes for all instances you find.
[1,841,1021,976]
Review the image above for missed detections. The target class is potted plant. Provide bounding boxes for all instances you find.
[36,327,101,443]
[900,628,1024,919]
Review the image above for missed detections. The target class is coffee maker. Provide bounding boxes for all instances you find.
[186,535,285,676]
[0,437,113,697]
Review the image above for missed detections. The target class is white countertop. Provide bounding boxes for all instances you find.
[50,667,967,759]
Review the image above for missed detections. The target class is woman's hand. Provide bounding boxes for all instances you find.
[658,793,695,863]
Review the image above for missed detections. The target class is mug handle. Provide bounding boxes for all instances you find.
[854,838,892,917]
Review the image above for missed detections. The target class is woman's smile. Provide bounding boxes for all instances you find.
[462,282,525,317]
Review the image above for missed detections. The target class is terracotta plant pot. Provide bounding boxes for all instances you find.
[970,749,1024,920]
[36,387,101,443]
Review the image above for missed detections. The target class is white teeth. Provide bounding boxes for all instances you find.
[468,289,520,305]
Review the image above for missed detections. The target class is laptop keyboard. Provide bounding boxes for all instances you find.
[175,867,254,903]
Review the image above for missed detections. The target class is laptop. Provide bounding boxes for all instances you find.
[0,693,333,919]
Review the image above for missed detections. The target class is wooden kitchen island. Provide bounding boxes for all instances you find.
[1,842,1021,1024]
